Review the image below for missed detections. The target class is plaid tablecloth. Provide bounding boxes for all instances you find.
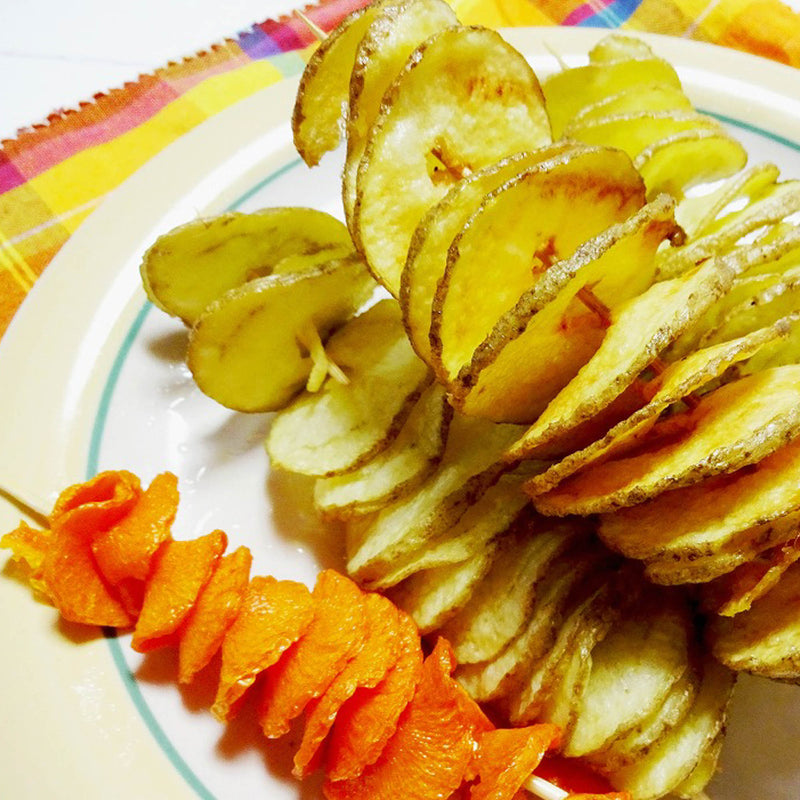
[2,0,799,339]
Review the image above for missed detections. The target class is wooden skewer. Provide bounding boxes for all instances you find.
[293,9,328,41]
[0,478,50,524]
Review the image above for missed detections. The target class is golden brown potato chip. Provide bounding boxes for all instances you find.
[672,732,724,799]
[506,570,624,725]
[345,413,523,584]
[591,662,699,773]
[341,0,459,223]
[400,146,578,365]
[657,179,800,278]
[542,55,682,139]
[369,473,532,592]
[708,559,800,681]
[588,33,660,62]
[187,254,374,412]
[700,538,800,617]
[698,270,800,350]
[634,128,747,199]
[141,208,354,325]
[453,195,677,424]
[607,656,735,800]
[668,272,794,360]
[564,109,723,161]
[439,521,578,664]
[266,299,429,476]
[567,84,692,129]
[532,365,800,517]
[430,146,647,410]
[387,544,497,633]
[675,162,779,239]
[509,255,734,464]
[518,317,792,485]
[565,588,694,757]
[597,434,800,571]
[312,380,451,518]
[454,537,608,703]
[353,25,551,295]
[291,5,379,166]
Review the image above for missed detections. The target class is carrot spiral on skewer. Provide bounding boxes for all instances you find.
[1,470,627,800]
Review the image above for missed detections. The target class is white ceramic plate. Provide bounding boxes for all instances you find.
[1,27,800,800]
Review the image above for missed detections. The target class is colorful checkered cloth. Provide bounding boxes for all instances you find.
[2,0,799,338]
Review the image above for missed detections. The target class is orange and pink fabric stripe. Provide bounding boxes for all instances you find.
[2,0,799,338]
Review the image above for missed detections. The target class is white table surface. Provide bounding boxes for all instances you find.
[0,0,305,143]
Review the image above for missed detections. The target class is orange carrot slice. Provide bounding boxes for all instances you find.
[40,515,133,627]
[131,529,227,653]
[178,545,253,684]
[293,591,401,778]
[259,569,368,740]
[92,471,178,585]
[325,609,424,782]
[1,521,49,575]
[212,575,315,721]
[324,638,493,800]
[50,471,142,533]
[467,725,560,800]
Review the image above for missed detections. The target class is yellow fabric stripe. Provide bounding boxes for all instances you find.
[15,59,285,228]
[0,235,36,292]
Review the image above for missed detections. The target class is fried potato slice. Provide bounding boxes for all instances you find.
[635,129,748,199]
[668,272,794,360]
[312,381,451,517]
[724,311,800,380]
[534,626,595,744]
[518,318,791,481]
[401,146,578,365]
[141,208,354,325]
[354,25,551,295]
[187,254,374,412]
[564,110,723,161]
[533,365,800,517]
[388,545,497,633]
[707,558,800,681]
[342,0,458,223]
[345,413,523,585]
[597,434,800,571]
[588,32,660,62]
[675,162,780,239]
[542,54,682,139]
[506,569,625,726]
[605,656,734,800]
[698,269,800,350]
[672,732,724,799]
[645,511,800,586]
[429,146,647,400]
[453,537,608,703]
[369,473,532,592]
[439,520,578,664]
[657,179,800,278]
[510,255,734,464]
[700,537,800,617]
[291,5,379,166]
[565,588,694,757]
[266,300,429,476]
[589,661,699,773]
[447,193,675,423]
[567,84,692,129]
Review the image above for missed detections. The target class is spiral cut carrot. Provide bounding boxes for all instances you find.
[1,470,628,800]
